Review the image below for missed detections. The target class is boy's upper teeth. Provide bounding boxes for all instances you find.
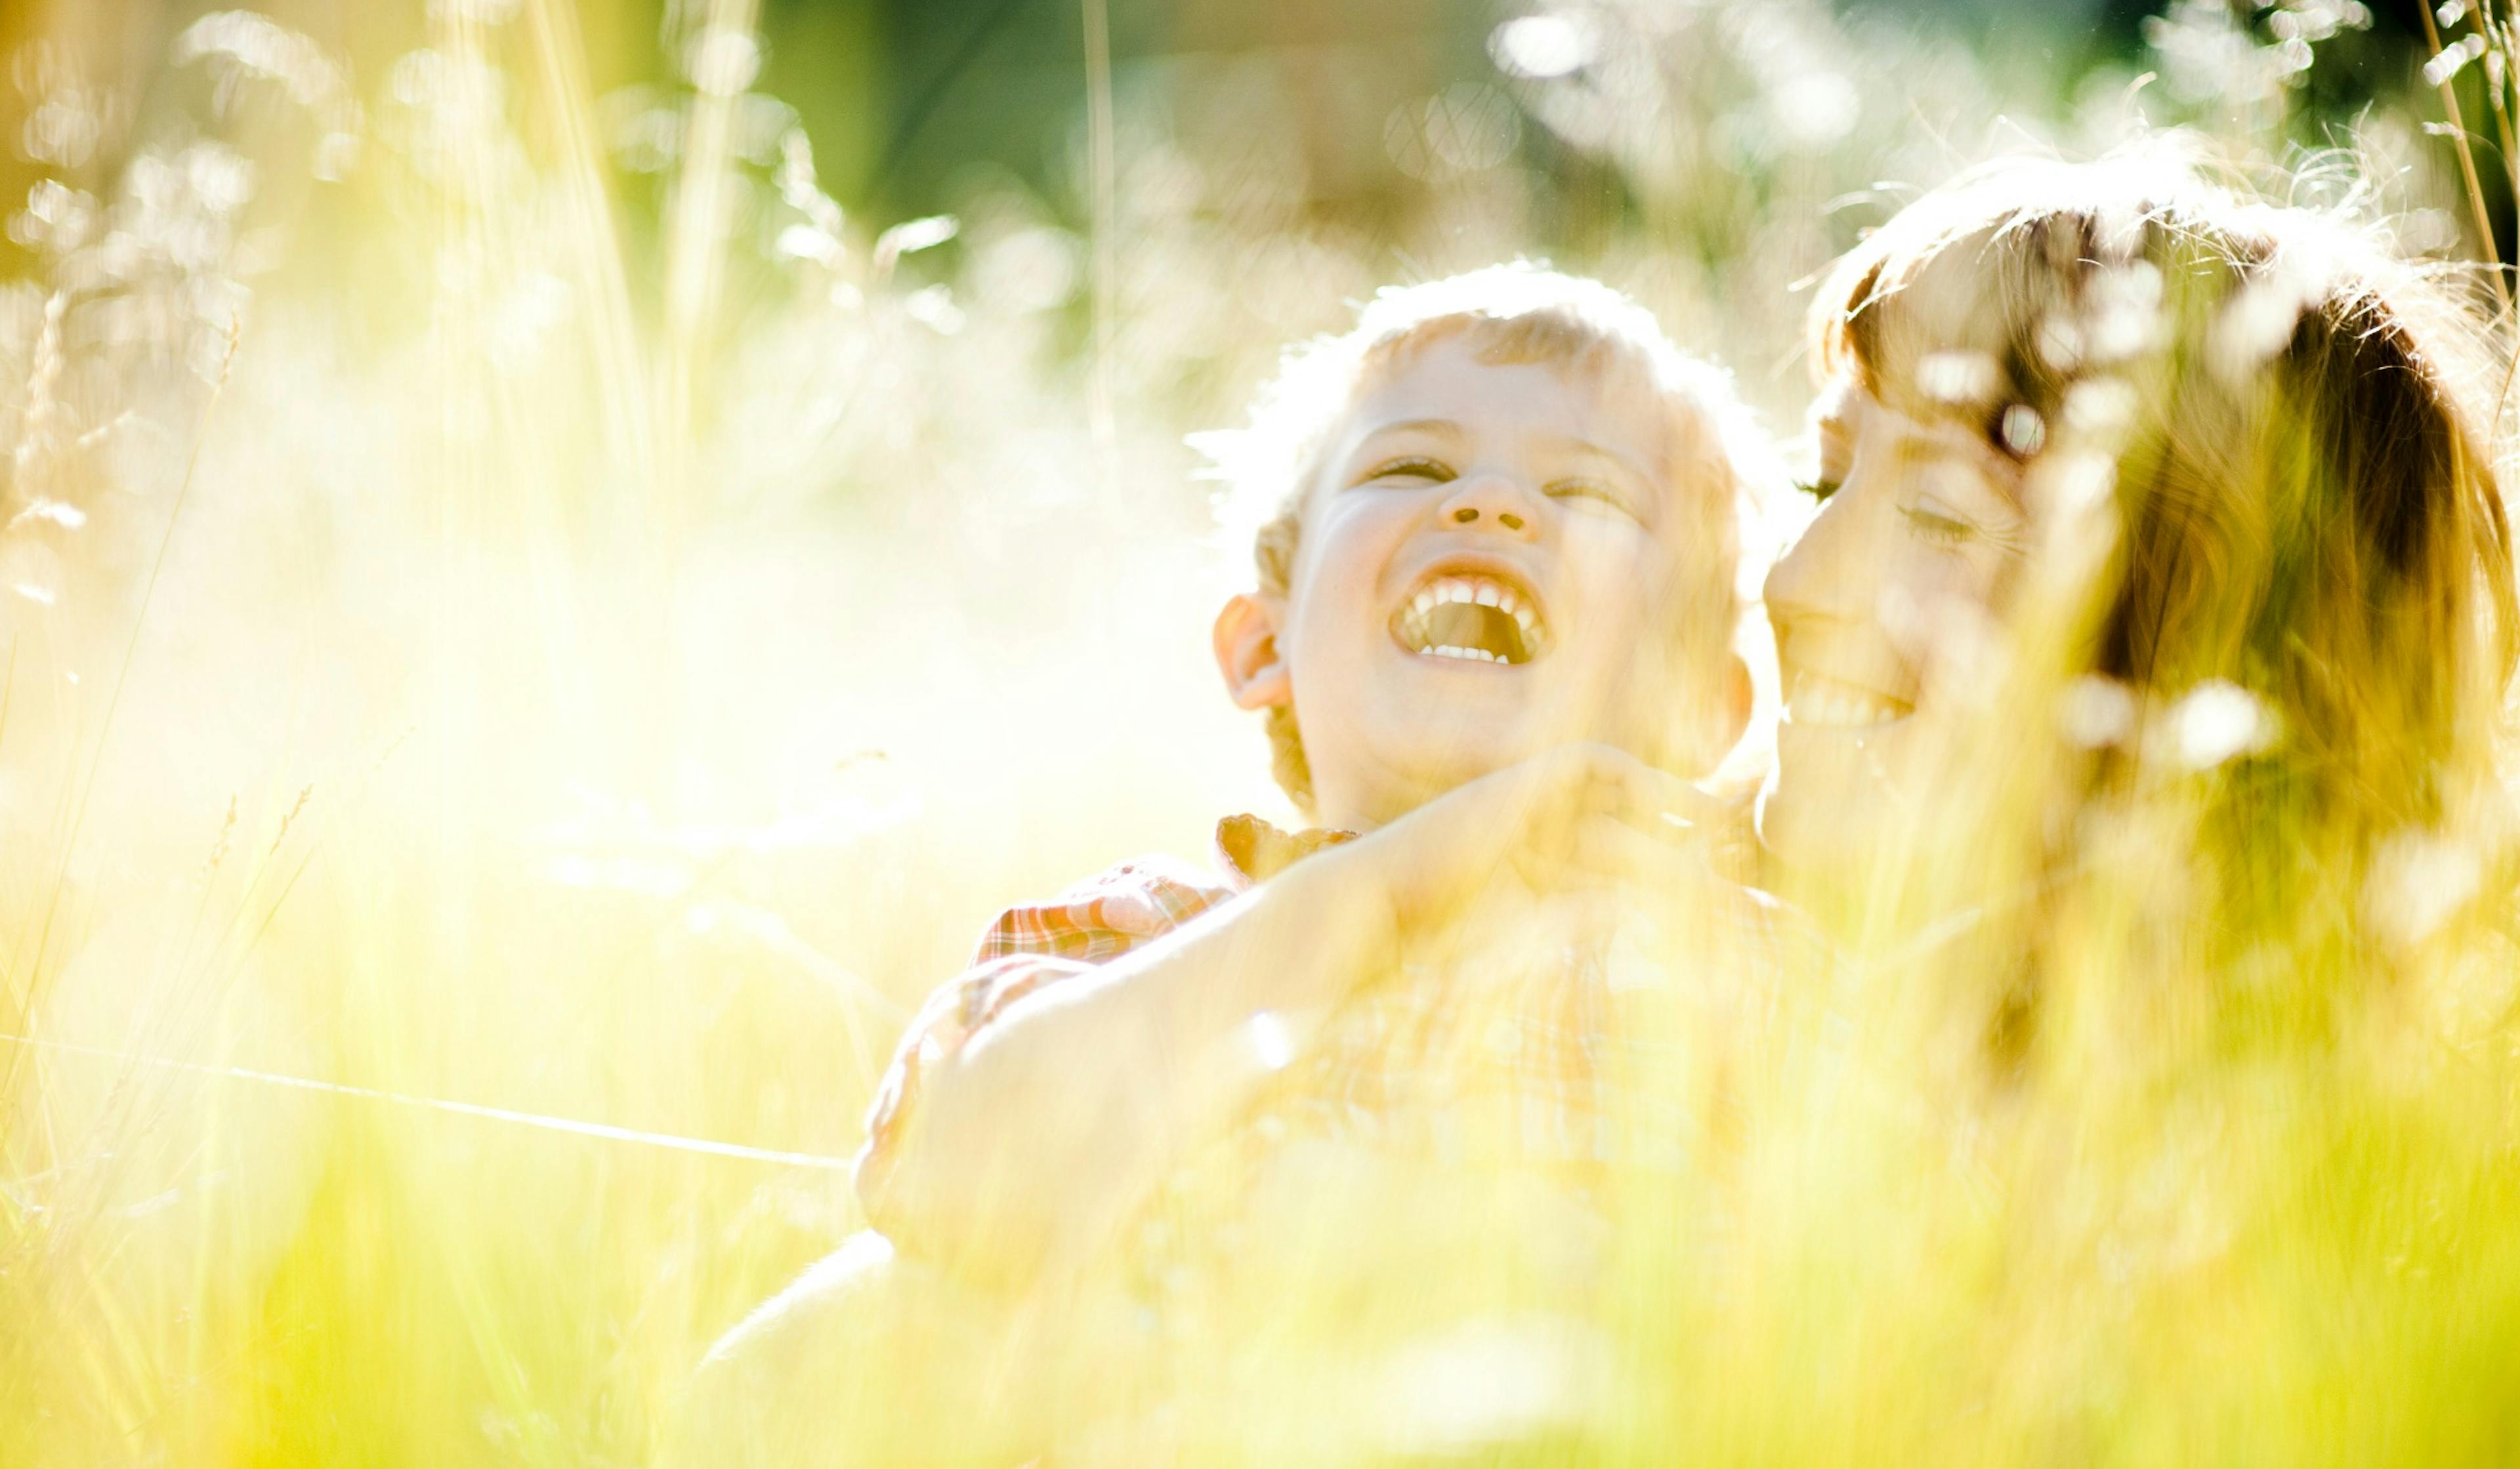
[1404,575,1545,653]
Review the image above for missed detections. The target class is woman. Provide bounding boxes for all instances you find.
[1759,142,2517,1041]
[1696,150,2520,1460]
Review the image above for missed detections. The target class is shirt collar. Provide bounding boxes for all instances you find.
[1213,812,1358,887]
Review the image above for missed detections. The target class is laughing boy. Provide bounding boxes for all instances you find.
[684,264,1790,1465]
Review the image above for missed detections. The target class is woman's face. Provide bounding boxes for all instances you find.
[1759,373,2034,871]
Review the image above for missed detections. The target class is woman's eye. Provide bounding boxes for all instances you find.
[1795,478,1841,504]
[1360,456,1454,486]
[1899,502,1977,546]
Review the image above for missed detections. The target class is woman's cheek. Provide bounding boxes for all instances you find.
[1887,541,2004,630]
[1871,547,1950,663]
[1900,555,2025,713]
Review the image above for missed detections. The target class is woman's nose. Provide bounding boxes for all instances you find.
[1763,486,1878,630]
[1435,473,1544,540]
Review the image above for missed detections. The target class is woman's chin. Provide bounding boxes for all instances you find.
[1756,779,1863,877]
[1758,719,1910,875]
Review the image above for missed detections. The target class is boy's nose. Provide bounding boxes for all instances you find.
[1435,474,1544,540]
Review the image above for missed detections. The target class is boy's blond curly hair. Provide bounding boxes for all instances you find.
[1198,263,1788,814]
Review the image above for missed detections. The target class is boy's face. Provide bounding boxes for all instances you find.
[1219,335,1748,830]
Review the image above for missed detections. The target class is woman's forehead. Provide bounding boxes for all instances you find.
[1811,375,1977,453]
[1864,253,2031,393]
[1837,251,2095,467]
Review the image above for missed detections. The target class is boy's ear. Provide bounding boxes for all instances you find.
[1214,592,1293,711]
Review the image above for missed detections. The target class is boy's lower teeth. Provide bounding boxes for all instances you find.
[1403,601,1534,664]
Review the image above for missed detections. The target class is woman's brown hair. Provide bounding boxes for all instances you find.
[1811,142,2517,963]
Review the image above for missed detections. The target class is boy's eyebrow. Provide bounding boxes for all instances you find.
[1355,417,1466,441]
[1353,419,1662,482]
[1536,430,1658,483]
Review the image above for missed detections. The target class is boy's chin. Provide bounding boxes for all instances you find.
[1370,718,1566,802]
[1376,695,1714,783]
[1392,701,1549,758]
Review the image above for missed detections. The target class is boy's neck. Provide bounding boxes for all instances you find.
[1309,770,1444,835]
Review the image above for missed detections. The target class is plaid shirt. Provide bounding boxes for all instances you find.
[856,812,1799,1251]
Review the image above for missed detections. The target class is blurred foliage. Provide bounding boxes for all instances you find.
[0,1,2513,1466]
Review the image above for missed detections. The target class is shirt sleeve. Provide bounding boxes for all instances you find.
[852,855,1238,1231]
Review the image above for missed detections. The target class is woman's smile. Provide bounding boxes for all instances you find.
[1781,667,1910,729]
[1760,381,2028,868]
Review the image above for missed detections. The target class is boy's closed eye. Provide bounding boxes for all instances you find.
[1356,456,1645,522]
[1356,455,1456,487]
[1546,476,1642,518]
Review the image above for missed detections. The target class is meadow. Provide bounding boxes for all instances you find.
[4,0,2520,1463]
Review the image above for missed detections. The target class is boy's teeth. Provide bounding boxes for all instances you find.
[1398,574,1549,661]
[1416,577,1529,612]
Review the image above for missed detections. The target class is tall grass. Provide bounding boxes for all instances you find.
[0,1,2515,1464]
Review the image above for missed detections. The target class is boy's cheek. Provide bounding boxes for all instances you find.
[1606,613,1742,742]
[1291,562,1390,634]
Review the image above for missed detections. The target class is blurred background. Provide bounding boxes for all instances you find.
[0,0,2508,1464]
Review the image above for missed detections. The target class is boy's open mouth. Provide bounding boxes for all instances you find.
[1389,571,1548,665]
